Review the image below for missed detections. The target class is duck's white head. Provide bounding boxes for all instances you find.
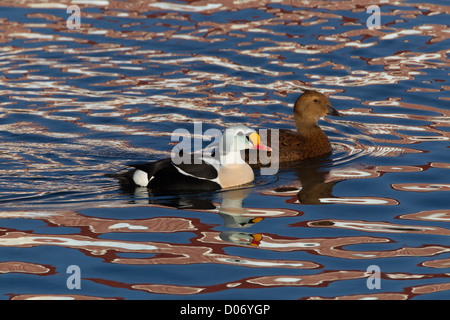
[219,125,270,165]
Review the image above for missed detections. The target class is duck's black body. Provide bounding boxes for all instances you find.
[130,157,221,192]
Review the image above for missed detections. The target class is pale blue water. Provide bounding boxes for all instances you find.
[0,1,448,300]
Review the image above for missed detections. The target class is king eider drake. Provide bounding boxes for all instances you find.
[128,125,271,192]
[244,90,342,168]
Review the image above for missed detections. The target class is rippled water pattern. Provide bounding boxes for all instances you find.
[0,1,449,300]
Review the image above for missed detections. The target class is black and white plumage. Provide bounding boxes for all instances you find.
[127,125,270,192]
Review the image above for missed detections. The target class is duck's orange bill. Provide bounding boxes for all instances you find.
[249,132,272,151]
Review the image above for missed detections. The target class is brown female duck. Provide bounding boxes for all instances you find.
[245,90,341,168]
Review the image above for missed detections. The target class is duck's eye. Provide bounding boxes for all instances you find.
[314,99,319,103]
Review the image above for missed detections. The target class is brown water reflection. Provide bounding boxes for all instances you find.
[262,163,449,205]
[2,222,449,299]
[307,282,450,300]
[1,205,448,263]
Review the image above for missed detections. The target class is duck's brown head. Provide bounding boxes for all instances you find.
[293,90,341,126]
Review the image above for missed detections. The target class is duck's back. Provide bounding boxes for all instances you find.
[244,127,332,168]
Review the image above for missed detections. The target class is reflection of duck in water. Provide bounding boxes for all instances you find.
[116,125,270,192]
[270,159,339,205]
[218,188,264,228]
[245,90,341,168]
[219,231,262,247]
[217,188,264,247]
[295,160,338,205]
[118,181,267,230]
